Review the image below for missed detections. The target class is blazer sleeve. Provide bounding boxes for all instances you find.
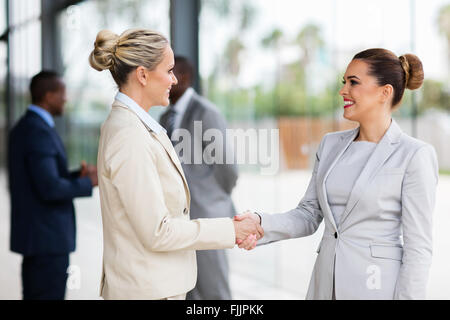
[109,128,236,252]
[394,144,438,300]
[201,107,238,195]
[257,136,325,245]
[26,129,93,202]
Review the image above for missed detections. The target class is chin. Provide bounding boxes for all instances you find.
[343,110,356,122]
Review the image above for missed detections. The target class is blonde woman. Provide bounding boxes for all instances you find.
[89,29,263,300]
[237,48,438,300]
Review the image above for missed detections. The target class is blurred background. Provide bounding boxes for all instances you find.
[1,0,450,299]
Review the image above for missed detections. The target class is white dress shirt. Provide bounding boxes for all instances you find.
[115,91,166,135]
[171,87,194,130]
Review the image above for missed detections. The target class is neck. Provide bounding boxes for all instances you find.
[170,87,189,106]
[120,86,151,112]
[356,116,392,143]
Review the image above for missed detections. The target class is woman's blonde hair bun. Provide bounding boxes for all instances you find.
[89,29,120,71]
[89,28,168,87]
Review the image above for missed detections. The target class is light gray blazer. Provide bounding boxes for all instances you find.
[259,119,438,300]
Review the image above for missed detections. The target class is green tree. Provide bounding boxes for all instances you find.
[420,79,450,112]
[295,23,324,68]
[261,28,284,116]
[223,37,245,80]
[95,0,150,27]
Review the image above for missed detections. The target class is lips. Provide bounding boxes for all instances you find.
[344,99,354,108]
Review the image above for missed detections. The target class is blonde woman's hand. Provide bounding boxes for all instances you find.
[233,211,263,250]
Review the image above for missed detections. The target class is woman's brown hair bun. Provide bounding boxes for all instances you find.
[399,53,424,90]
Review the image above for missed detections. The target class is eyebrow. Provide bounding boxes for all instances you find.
[343,75,361,81]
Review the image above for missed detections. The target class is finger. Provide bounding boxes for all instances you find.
[234,214,245,221]
[244,236,258,250]
[238,234,253,247]
[240,234,257,250]
[238,235,255,249]
[256,224,264,239]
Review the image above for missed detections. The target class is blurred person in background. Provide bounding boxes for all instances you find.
[160,56,238,300]
[8,70,98,300]
[89,28,262,300]
[237,48,438,300]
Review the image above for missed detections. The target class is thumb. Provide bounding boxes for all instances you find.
[234,215,245,221]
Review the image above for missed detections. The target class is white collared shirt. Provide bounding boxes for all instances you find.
[172,87,194,130]
[115,91,166,135]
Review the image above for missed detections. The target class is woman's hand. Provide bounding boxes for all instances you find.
[233,211,263,250]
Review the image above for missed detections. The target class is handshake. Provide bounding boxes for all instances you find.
[232,211,264,251]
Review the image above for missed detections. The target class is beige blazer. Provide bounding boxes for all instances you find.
[97,100,236,300]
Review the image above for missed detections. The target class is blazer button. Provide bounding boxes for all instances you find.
[183,208,188,215]
[334,232,338,239]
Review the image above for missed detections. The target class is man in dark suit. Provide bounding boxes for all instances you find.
[8,70,98,300]
[160,57,238,300]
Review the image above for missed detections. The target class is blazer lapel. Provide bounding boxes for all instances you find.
[317,128,359,232]
[115,102,191,207]
[178,93,197,130]
[28,111,67,160]
[338,119,403,227]
[151,130,191,206]
[50,128,67,159]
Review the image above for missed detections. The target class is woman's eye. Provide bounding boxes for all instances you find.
[350,80,358,85]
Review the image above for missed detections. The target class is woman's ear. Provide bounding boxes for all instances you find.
[135,66,148,86]
[381,84,393,103]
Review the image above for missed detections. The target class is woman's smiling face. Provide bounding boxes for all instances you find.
[339,59,389,123]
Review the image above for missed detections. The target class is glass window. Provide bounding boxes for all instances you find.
[0,0,6,167]
[200,0,450,299]
[57,0,170,167]
[0,0,41,168]
[7,0,41,123]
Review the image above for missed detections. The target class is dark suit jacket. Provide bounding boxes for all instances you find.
[8,110,93,256]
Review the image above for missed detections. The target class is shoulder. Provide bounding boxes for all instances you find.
[399,134,437,170]
[399,133,434,153]
[9,115,51,150]
[102,105,149,136]
[321,127,357,146]
[191,92,221,117]
[101,106,159,154]
[190,93,227,128]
